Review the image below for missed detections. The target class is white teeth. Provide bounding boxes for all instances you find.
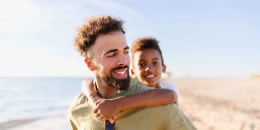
[117,71,126,75]
[146,74,155,78]
[115,70,127,75]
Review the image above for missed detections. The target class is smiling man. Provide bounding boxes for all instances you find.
[85,31,131,95]
[68,15,196,130]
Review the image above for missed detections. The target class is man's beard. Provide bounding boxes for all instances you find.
[103,65,130,90]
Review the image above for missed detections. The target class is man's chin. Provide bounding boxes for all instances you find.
[114,76,130,90]
[117,79,130,90]
[103,76,130,90]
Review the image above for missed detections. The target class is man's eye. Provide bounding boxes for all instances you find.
[106,52,116,57]
[124,50,129,54]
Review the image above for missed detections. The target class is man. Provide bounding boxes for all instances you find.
[69,15,196,130]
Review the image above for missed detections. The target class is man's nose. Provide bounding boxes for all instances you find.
[116,54,129,66]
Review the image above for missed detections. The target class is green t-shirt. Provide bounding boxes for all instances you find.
[68,78,196,130]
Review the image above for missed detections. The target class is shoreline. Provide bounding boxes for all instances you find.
[0,118,40,130]
[1,114,71,130]
[1,79,259,130]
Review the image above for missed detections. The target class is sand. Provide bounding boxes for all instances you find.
[5,79,259,130]
[4,115,71,130]
[173,79,260,130]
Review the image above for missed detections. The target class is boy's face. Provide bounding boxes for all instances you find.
[131,49,166,88]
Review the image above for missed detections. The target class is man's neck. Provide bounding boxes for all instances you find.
[94,79,117,98]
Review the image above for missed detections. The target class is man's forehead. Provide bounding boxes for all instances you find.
[105,46,129,53]
[90,43,129,58]
[93,33,128,54]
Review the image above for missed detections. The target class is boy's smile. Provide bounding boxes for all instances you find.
[132,49,166,88]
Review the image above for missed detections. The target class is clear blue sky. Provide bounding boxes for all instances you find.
[0,0,259,79]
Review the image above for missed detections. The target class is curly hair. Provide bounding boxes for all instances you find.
[74,16,125,57]
[131,37,164,65]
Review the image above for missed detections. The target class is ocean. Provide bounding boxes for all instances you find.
[0,77,85,130]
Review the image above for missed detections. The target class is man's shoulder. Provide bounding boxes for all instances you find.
[131,77,150,89]
[144,104,196,130]
[69,93,90,115]
[117,104,179,125]
[68,93,95,129]
[123,78,150,93]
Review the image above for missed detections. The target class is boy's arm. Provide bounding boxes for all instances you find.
[82,79,123,120]
[82,79,177,120]
[81,79,104,107]
[161,82,179,105]
[107,88,177,111]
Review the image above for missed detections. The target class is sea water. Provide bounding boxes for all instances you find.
[0,77,85,129]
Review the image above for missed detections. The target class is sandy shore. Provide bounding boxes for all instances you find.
[0,114,71,130]
[4,79,259,130]
[174,79,260,130]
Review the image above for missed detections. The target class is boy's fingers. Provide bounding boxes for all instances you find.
[93,108,98,113]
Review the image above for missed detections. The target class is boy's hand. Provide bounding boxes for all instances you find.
[93,98,121,120]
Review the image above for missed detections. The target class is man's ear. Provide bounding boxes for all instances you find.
[162,64,166,73]
[84,58,95,71]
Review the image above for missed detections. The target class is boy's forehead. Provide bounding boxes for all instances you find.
[132,49,161,62]
[134,49,161,57]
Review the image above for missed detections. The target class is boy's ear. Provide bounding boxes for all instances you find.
[162,64,166,73]
[84,58,96,71]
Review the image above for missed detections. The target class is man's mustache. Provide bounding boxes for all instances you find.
[111,65,129,71]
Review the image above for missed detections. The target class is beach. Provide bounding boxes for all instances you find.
[4,115,71,130]
[1,78,259,130]
[174,79,260,130]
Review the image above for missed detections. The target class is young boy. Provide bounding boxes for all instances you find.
[130,37,179,95]
[82,37,178,120]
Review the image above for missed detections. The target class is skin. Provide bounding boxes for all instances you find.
[84,31,130,98]
[131,48,178,105]
[131,49,166,88]
[83,32,175,120]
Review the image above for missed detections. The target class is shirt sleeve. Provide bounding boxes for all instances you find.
[69,119,78,130]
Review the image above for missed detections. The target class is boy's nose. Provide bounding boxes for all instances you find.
[145,65,152,72]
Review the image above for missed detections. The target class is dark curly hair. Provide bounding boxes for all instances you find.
[131,37,164,65]
[74,16,125,57]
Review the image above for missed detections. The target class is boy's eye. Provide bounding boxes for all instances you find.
[152,61,159,66]
[139,63,146,67]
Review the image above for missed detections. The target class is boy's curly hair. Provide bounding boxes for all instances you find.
[131,37,164,65]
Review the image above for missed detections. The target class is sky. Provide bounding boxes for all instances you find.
[0,0,259,79]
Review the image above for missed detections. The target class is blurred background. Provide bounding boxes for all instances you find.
[1,0,259,79]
